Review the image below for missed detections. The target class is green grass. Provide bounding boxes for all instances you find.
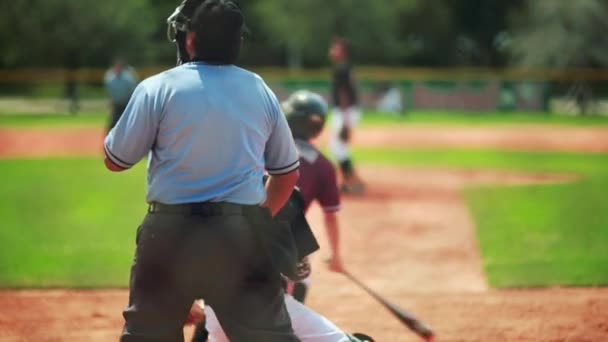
[1,150,607,288]
[352,148,607,174]
[29,84,106,99]
[2,110,608,128]
[0,159,147,287]
[352,148,608,287]
[0,112,107,128]
[0,84,106,99]
[466,181,608,287]
[359,111,608,127]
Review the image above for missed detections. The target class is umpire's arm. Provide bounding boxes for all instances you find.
[262,83,300,216]
[103,82,160,172]
[263,171,300,217]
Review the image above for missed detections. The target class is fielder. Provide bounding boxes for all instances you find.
[328,37,365,194]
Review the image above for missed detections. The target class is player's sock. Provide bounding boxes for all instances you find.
[338,159,354,179]
[292,280,309,303]
[339,159,366,194]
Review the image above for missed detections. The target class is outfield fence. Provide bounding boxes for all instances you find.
[1,67,607,114]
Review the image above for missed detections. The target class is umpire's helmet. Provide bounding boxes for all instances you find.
[282,90,328,140]
[167,0,245,65]
[167,0,203,64]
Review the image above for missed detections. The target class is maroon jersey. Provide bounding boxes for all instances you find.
[295,139,341,213]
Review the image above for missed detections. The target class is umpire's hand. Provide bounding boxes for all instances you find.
[292,257,311,281]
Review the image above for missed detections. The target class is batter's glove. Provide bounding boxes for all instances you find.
[293,257,311,281]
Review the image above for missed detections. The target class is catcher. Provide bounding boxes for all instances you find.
[187,186,373,342]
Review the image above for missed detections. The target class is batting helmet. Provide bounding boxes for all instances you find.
[282,90,329,140]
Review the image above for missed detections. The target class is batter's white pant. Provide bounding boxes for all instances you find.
[205,294,350,342]
[329,107,362,162]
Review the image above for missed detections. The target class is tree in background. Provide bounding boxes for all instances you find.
[1,0,604,72]
[398,0,524,67]
[0,0,154,69]
[509,0,608,68]
[249,0,523,68]
[509,0,608,114]
[446,0,525,67]
[0,0,154,113]
[251,0,417,68]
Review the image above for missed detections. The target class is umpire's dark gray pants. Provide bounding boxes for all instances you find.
[120,209,298,342]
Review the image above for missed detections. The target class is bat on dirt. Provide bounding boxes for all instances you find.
[343,269,435,341]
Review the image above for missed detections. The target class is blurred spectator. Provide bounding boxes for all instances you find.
[104,58,138,132]
[65,55,80,115]
[375,82,404,114]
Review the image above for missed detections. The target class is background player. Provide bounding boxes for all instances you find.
[328,37,365,194]
[282,90,345,303]
[103,57,138,132]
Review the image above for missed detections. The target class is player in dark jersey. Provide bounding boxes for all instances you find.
[329,37,365,194]
[282,90,345,303]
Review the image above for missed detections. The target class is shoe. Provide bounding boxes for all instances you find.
[349,332,375,341]
[340,182,365,195]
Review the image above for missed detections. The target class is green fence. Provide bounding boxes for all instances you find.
[273,79,550,112]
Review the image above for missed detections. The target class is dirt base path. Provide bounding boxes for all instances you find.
[307,167,576,295]
[0,128,103,158]
[1,288,607,342]
[3,124,608,159]
[317,125,608,153]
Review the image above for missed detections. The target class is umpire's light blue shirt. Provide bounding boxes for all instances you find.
[104,62,299,205]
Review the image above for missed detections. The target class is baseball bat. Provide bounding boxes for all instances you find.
[343,270,435,341]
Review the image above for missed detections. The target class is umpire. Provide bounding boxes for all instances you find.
[104,0,300,341]
[104,57,138,133]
